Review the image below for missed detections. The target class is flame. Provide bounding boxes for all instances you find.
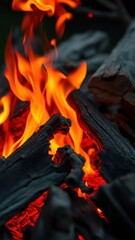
[0,1,103,239]
[3,31,94,174]
[0,93,11,124]
[12,0,81,37]
[12,0,80,12]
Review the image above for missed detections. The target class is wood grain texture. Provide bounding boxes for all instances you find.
[69,90,135,182]
[0,114,71,225]
[88,19,135,124]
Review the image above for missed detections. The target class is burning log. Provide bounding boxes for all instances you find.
[91,173,135,240]
[0,114,86,226]
[23,187,119,240]
[68,90,135,182]
[67,188,118,240]
[23,186,75,240]
[88,18,135,124]
[54,145,93,193]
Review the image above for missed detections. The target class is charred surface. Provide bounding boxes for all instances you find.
[88,18,135,124]
[91,173,135,240]
[23,186,75,240]
[69,90,135,182]
[0,114,73,225]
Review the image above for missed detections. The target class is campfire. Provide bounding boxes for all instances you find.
[0,1,135,240]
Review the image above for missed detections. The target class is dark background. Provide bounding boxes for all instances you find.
[0,0,134,66]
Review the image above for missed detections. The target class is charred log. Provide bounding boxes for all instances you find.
[91,173,135,240]
[23,187,118,240]
[0,113,86,226]
[88,18,135,124]
[54,145,93,193]
[68,90,135,182]
[67,188,119,240]
[23,186,75,240]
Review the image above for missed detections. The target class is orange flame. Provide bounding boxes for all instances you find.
[3,31,94,175]
[12,0,81,37]
[0,93,11,124]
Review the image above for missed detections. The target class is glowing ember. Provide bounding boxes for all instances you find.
[0,0,106,239]
[88,12,94,18]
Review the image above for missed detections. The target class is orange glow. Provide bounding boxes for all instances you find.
[55,11,72,37]
[0,0,105,239]
[12,0,80,12]
[97,208,108,221]
[12,0,56,13]
[12,0,81,37]
[0,93,11,124]
[3,30,94,175]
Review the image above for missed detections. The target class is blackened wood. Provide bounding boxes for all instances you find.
[23,186,75,240]
[122,92,135,124]
[23,187,118,240]
[91,173,135,240]
[68,90,135,182]
[55,145,84,188]
[0,226,12,240]
[54,30,109,78]
[88,18,135,124]
[55,145,93,193]
[66,189,118,240]
[0,114,72,226]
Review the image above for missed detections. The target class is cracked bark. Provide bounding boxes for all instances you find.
[88,18,135,124]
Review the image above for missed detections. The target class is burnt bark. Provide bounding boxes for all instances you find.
[91,173,135,240]
[68,90,135,182]
[23,187,118,240]
[88,18,135,124]
[0,114,74,226]
[23,186,75,240]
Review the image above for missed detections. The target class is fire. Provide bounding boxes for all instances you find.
[12,0,81,38]
[12,0,80,12]
[1,28,93,175]
[0,0,95,176]
[0,1,105,239]
[0,93,11,125]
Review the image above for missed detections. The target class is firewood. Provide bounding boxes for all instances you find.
[88,18,135,124]
[23,186,75,240]
[66,188,119,240]
[54,30,109,74]
[68,90,135,182]
[0,226,12,240]
[0,113,88,227]
[54,145,93,193]
[0,114,81,226]
[23,187,118,240]
[91,173,135,240]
